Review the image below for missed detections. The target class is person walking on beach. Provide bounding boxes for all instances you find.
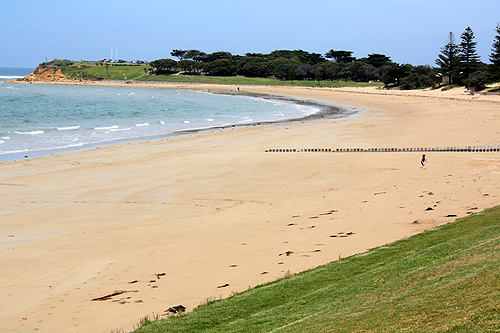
[421,154,427,168]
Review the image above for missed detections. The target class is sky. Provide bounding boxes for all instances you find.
[2,0,499,68]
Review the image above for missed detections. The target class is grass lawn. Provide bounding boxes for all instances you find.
[134,205,500,332]
[61,64,148,81]
[60,65,383,88]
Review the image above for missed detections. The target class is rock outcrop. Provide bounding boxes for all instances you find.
[17,64,68,82]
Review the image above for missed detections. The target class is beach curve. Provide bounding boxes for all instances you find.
[1,83,499,332]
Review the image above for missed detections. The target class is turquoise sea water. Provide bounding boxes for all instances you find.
[0,67,348,160]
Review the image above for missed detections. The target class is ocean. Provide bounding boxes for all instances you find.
[0,67,347,160]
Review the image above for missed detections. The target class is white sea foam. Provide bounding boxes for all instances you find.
[1,84,332,160]
[56,126,81,131]
[13,130,44,135]
[0,140,4,144]
[95,125,119,130]
[237,117,253,124]
[109,127,131,132]
[0,75,24,79]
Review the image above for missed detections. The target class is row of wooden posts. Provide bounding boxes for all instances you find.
[265,146,500,153]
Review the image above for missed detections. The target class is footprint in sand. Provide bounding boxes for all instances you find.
[330,232,355,238]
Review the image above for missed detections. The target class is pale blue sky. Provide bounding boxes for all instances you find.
[2,0,499,68]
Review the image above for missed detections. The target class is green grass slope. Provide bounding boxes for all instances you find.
[60,65,383,88]
[61,65,148,81]
[135,205,500,332]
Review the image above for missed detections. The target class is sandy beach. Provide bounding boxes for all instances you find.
[1,83,500,332]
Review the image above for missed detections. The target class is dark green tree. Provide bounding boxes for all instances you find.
[203,59,237,76]
[184,50,208,62]
[288,69,295,83]
[382,63,411,86]
[150,59,177,73]
[489,22,500,79]
[459,27,480,81]
[318,62,342,80]
[178,60,200,74]
[436,32,460,84]
[365,54,391,68]
[245,52,267,58]
[237,57,270,77]
[269,50,325,65]
[170,49,187,61]
[204,51,233,63]
[268,57,301,79]
[464,71,487,91]
[325,50,355,63]
[399,65,436,90]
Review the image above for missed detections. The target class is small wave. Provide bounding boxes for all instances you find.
[158,121,165,125]
[56,126,81,131]
[135,123,150,127]
[95,125,119,130]
[1,136,10,140]
[183,120,190,123]
[237,117,253,124]
[206,119,214,122]
[0,75,24,80]
[108,127,131,132]
[13,130,44,135]
[0,140,4,144]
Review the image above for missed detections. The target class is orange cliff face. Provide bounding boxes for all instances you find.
[17,64,68,82]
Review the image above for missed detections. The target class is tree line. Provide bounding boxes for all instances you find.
[149,23,500,91]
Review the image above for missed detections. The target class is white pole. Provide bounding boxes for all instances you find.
[116,47,118,61]
[111,47,113,61]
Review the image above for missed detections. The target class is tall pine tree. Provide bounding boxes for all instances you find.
[459,27,480,81]
[490,23,500,79]
[436,32,460,84]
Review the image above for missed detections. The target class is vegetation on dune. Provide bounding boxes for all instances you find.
[134,206,500,332]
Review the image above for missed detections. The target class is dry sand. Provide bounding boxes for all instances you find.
[1,83,500,332]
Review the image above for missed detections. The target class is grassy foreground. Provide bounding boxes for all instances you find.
[135,205,500,332]
[60,65,383,88]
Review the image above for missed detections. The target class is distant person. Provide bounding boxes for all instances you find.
[421,154,427,168]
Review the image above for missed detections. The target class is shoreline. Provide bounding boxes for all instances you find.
[0,82,351,162]
[1,83,500,332]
